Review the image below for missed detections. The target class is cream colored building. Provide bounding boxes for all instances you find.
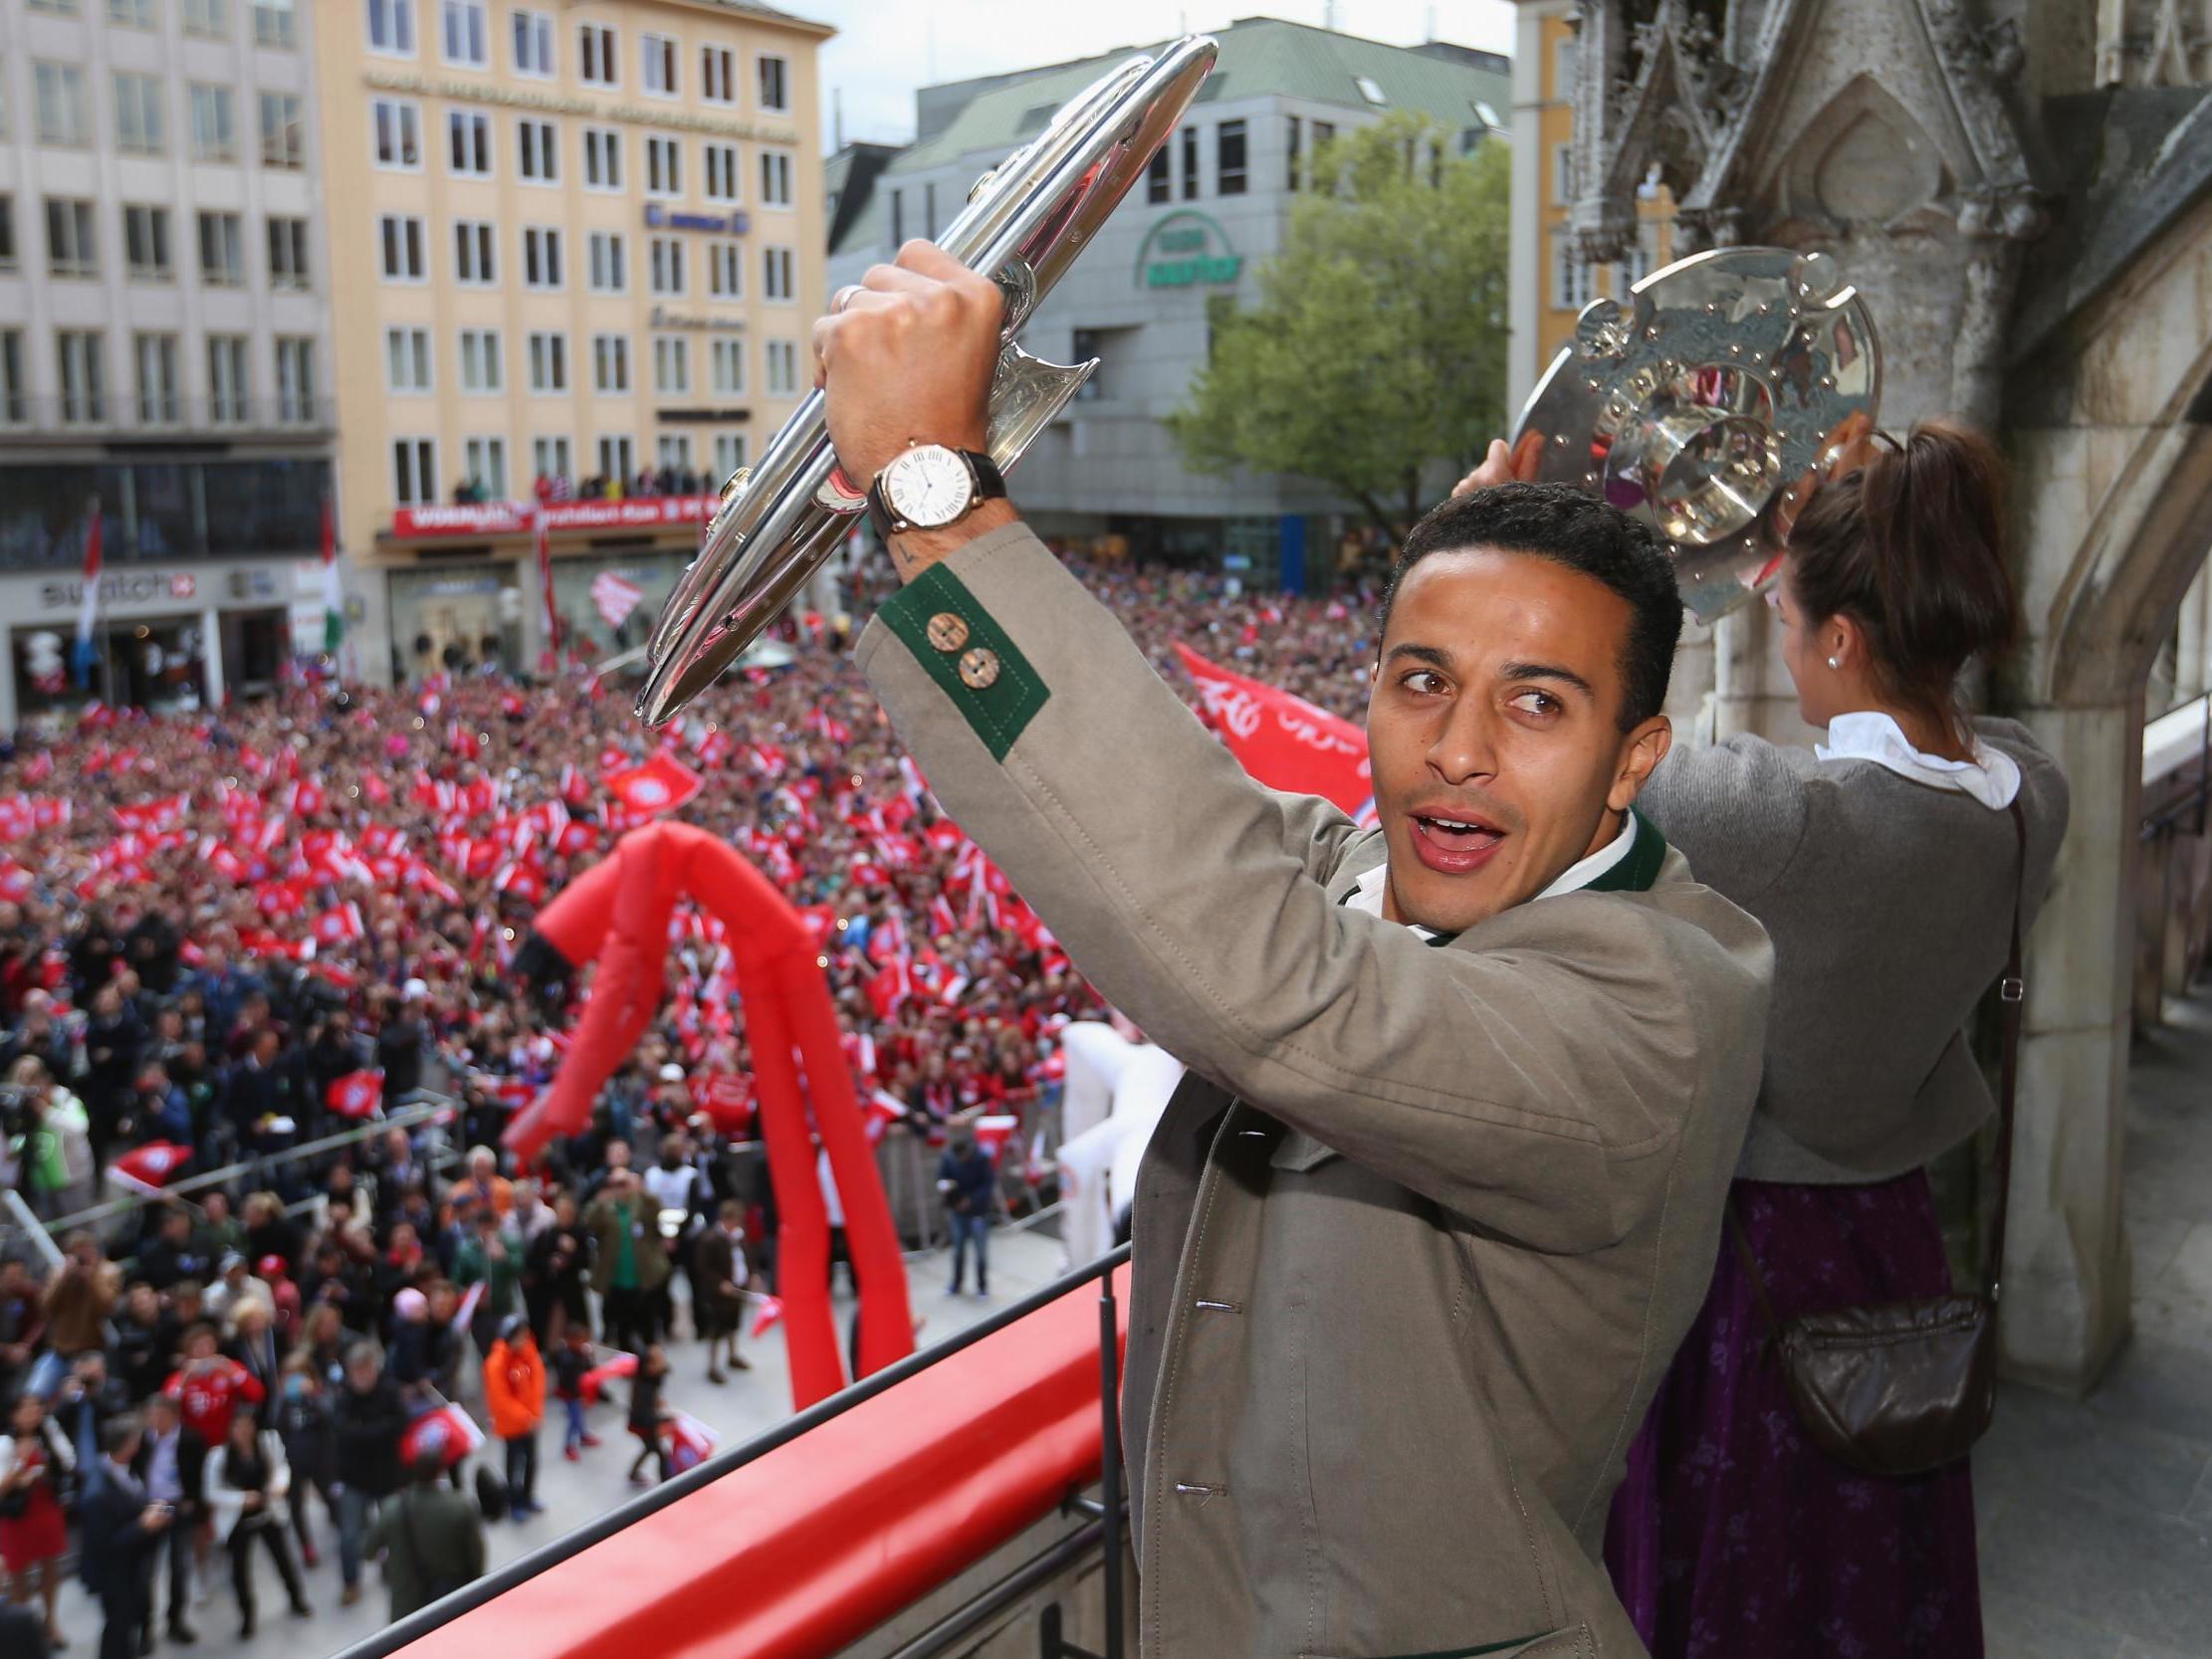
[315,0,830,685]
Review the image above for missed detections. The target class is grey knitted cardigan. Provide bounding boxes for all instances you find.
[1636,718,2070,1183]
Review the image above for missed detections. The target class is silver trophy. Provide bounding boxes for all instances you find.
[1510,247,1881,623]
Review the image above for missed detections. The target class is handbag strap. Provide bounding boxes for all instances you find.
[1981,799,2029,1305]
[1732,796,2031,1333]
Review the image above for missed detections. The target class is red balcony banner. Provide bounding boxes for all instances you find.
[390,497,718,539]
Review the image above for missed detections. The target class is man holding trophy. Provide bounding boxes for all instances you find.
[810,242,1773,1657]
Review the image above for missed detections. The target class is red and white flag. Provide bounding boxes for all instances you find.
[326,1070,383,1121]
[399,1401,485,1469]
[590,570,644,630]
[111,1141,192,1194]
[749,1294,784,1339]
[312,902,366,945]
[605,753,702,816]
[973,1114,1020,1162]
[1174,643,1378,825]
[659,1410,718,1474]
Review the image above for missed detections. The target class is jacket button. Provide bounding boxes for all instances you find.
[958,646,1000,689]
[925,612,970,653]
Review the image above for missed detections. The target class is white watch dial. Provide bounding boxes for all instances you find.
[885,446,976,528]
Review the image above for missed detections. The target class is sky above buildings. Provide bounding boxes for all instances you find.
[805,0,1517,150]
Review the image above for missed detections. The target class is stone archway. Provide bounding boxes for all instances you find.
[1997,186,2212,1392]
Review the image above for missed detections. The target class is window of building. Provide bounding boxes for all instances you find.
[924,181,936,238]
[1181,125,1198,198]
[458,327,502,392]
[58,331,105,425]
[261,93,305,169]
[1147,147,1170,204]
[710,337,745,395]
[587,231,625,293]
[386,326,432,392]
[763,245,792,302]
[198,211,245,286]
[592,333,629,393]
[1355,75,1388,106]
[645,135,681,196]
[890,189,904,244]
[706,241,741,298]
[652,336,688,395]
[0,201,13,272]
[267,215,309,288]
[0,333,24,426]
[512,8,553,77]
[582,126,622,190]
[1311,119,1336,190]
[702,45,735,104]
[462,436,507,499]
[704,142,739,203]
[184,0,228,37]
[275,336,315,423]
[26,1,81,13]
[758,54,788,112]
[1217,118,1246,196]
[441,0,487,67]
[597,435,633,483]
[123,204,172,281]
[453,219,495,284]
[656,434,693,473]
[188,85,237,161]
[528,330,566,392]
[368,0,416,56]
[134,333,179,424]
[1552,142,1574,203]
[713,433,747,480]
[393,437,436,506]
[1551,231,1589,311]
[533,436,570,486]
[110,0,154,25]
[253,0,295,48]
[578,23,616,87]
[764,338,797,396]
[207,334,249,423]
[46,198,97,278]
[113,73,165,154]
[761,150,792,208]
[649,237,685,297]
[518,117,557,183]
[379,213,426,280]
[35,64,89,146]
[642,32,678,96]
[1552,36,1576,103]
[1286,115,1301,190]
[449,110,492,176]
[372,98,421,168]
[523,225,561,289]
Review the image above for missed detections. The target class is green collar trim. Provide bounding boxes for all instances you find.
[1583,807,1665,895]
[1370,1636,1551,1659]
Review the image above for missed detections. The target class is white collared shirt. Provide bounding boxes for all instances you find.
[1345,812,1639,938]
[1816,711,2020,809]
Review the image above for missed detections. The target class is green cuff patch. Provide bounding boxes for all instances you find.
[878,562,1049,762]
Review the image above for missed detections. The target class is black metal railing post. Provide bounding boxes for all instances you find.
[1098,1272,1125,1659]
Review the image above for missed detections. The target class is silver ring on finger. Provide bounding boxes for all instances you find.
[831,285,860,314]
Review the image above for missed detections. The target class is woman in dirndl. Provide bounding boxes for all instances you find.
[1593,422,2071,1656]
[1,1388,75,1649]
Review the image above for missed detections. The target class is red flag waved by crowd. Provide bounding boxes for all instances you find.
[1173,643,1379,825]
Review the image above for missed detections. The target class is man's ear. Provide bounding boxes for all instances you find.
[1607,715,1672,812]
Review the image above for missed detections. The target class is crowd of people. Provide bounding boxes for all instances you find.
[0,551,1385,1654]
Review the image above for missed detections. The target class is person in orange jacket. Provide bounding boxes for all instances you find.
[482,1315,546,1520]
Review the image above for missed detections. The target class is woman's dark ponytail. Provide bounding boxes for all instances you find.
[1786,419,2022,721]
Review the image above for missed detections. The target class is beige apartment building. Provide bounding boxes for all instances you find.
[316,0,830,685]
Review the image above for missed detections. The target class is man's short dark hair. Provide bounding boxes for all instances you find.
[1383,484,1682,729]
[103,1413,143,1459]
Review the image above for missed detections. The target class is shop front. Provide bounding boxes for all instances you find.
[386,563,523,682]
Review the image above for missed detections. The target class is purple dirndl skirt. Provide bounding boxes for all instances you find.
[1603,1171,1984,1658]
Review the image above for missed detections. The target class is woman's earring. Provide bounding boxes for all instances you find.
[1827,656,1842,670]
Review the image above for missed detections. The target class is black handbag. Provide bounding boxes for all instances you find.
[1733,801,2027,1479]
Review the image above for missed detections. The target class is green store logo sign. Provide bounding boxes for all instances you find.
[1135,211,1243,290]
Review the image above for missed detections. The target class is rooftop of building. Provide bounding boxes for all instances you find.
[663,0,835,38]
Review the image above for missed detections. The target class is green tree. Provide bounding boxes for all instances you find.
[1168,112,1509,540]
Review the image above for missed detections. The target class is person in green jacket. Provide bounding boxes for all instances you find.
[362,1451,485,1621]
[584,1169,667,1358]
[452,1208,524,1359]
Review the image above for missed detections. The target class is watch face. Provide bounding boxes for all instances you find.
[885,447,976,528]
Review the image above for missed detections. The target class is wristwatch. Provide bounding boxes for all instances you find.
[866,444,1006,541]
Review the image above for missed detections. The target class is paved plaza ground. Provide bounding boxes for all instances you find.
[38,988,2212,1657]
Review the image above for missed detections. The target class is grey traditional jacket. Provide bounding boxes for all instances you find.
[856,523,1774,1659]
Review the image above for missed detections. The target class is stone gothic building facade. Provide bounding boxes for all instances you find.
[1521,0,2212,1395]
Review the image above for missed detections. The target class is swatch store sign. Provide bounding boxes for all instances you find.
[40,571,200,612]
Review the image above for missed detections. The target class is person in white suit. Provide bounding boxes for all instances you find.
[200,1408,310,1637]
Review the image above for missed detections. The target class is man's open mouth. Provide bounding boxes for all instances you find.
[1408,809,1506,874]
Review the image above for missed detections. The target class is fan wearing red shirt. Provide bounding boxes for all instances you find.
[163,1324,266,1449]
